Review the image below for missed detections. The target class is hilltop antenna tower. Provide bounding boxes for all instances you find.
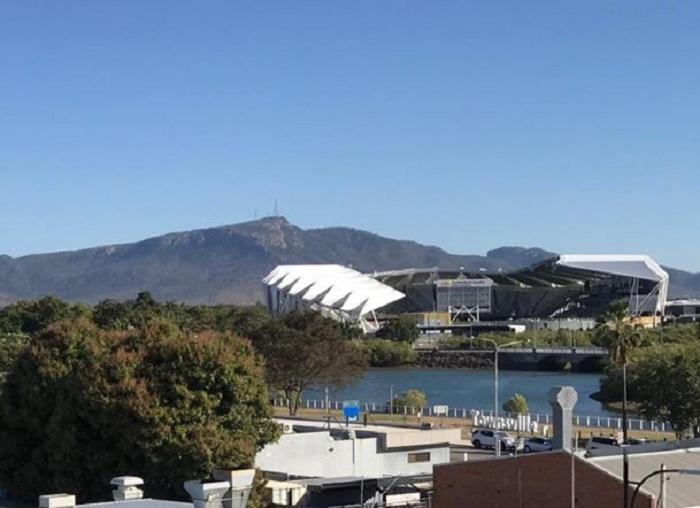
[273,199,279,217]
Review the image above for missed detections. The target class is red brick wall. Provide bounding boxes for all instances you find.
[433,451,653,508]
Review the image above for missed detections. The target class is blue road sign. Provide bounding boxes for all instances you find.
[343,400,360,422]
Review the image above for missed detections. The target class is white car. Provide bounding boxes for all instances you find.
[470,428,516,451]
[522,436,553,453]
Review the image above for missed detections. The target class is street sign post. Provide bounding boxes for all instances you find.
[343,400,360,424]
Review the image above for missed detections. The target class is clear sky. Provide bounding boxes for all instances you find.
[1,1,699,271]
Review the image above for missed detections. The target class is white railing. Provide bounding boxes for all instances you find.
[270,398,669,433]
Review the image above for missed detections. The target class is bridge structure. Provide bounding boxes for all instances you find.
[415,346,609,371]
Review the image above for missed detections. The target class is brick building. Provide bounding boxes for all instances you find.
[433,450,654,508]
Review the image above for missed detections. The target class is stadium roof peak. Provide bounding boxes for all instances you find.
[556,254,668,283]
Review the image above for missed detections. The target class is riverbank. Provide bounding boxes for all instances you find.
[273,406,673,442]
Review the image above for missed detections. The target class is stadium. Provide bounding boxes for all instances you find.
[263,255,669,333]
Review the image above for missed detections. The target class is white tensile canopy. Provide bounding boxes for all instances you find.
[263,264,405,319]
[556,254,669,314]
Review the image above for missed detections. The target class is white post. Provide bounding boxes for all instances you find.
[494,346,500,457]
[660,463,667,508]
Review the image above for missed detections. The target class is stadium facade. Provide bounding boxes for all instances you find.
[263,255,670,331]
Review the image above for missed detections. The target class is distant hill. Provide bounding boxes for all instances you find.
[0,217,697,305]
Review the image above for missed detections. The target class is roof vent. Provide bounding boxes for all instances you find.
[111,476,144,501]
[184,480,230,508]
[39,494,75,508]
[212,470,256,508]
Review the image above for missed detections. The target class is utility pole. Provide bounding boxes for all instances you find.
[325,387,330,429]
[390,385,394,415]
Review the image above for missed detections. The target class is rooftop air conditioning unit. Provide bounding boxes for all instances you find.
[282,423,293,434]
[111,477,144,501]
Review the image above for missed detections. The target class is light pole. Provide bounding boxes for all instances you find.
[630,467,700,507]
[473,337,526,457]
[390,385,394,415]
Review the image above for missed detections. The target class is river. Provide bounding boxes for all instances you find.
[306,367,614,417]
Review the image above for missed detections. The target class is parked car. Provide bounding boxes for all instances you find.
[471,428,516,451]
[584,436,620,456]
[522,436,553,453]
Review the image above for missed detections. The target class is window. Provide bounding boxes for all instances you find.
[408,452,430,463]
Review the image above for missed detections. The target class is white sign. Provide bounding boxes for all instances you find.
[433,405,449,416]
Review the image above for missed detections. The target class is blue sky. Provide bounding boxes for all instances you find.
[1,1,699,270]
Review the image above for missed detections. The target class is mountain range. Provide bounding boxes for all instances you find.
[0,216,698,306]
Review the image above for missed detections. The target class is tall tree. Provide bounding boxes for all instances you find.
[632,346,700,439]
[250,312,367,415]
[0,319,280,501]
[593,301,642,443]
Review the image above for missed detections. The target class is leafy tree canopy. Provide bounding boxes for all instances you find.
[631,345,700,439]
[375,316,419,342]
[0,296,90,335]
[0,319,280,501]
[249,311,367,415]
[393,389,427,410]
[502,393,529,415]
[358,339,417,367]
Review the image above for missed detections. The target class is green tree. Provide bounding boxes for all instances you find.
[593,301,641,442]
[250,311,367,415]
[0,333,29,388]
[631,345,700,439]
[502,393,529,415]
[359,339,417,367]
[393,389,427,410]
[0,319,280,501]
[0,296,90,335]
[375,316,419,342]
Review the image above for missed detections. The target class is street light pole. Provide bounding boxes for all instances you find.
[494,345,500,457]
[474,338,525,457]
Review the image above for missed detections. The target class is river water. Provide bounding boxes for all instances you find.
[306,368,614,417]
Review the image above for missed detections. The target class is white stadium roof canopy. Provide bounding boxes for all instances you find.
[556,254,669,313]
[263,264,405,317]
[556,254,668,284]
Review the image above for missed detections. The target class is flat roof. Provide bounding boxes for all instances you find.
[81,500,192,508]
[590,448,700,508]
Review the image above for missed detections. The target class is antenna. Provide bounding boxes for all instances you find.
[273,199,279,217]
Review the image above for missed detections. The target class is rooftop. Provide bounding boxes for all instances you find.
[590,448,700,508]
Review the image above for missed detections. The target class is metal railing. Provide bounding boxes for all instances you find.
[270,397,670,433]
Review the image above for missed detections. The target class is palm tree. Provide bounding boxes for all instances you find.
[595,301,642,443]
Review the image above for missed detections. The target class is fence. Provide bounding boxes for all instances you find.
[270,398,670,433]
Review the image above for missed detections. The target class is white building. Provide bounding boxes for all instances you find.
[255,418,462,479]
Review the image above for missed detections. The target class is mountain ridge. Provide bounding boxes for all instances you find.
[0,216,698,305]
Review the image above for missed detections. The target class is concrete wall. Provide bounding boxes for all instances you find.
[433,451,654,508]
[255,431,450,478]
[383,428,461,449]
